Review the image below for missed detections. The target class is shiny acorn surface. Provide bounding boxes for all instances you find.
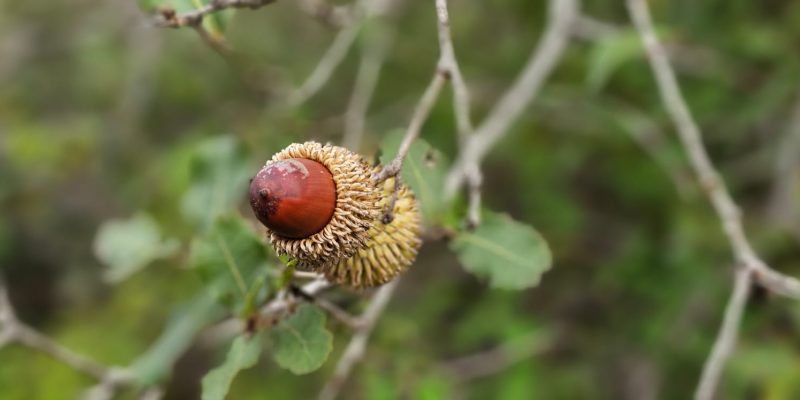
[249,158,337,239]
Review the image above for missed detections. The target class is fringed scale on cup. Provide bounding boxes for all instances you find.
[311,177,422,288]
[266,142,381,264]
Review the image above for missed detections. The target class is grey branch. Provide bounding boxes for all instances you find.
[0,276,134,397]
[625,0,800,398]
[290,0,387,107]
[318,279,399,400]
[374,0,474,183]
[694,267,752,400]
[342,0,398,150]
[289,25,361,106]
[374,73,447,182]
[444,0,578,199]
[441,331,551,382]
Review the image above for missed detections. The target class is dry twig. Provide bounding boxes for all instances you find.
[444,0,578,207]
[625,0,800,398]
[0,275,136,398]
[374,0,476,185]
[441,331,551,382]
[318,280,399,400]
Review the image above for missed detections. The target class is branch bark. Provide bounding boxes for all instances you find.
[318,280,399,400]
[625,0,800,398]
[444,0,578,199]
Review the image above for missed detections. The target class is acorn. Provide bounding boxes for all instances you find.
[250,142,422,288]
[249,142,382,264]
[302,175,422,288]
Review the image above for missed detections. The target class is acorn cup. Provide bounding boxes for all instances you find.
[249,142,422,288]
[311,176,422,288]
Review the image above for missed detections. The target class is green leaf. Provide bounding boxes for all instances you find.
[201,335,263,400]
[131,294,223,385]
[450,211,552,290]
[93,212,179,283]
[586,29,643,92]
[137,0,197,13]
[189,215,270,313]
[270,304,333,374]
[181,135,255,232]
[379,130,448,226]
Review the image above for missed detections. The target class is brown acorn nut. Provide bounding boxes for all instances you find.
[249,142,382,264]
[306,176,422,289]
[249,158,336,239]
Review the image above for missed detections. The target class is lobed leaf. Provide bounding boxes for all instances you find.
[201,334,263,400]
[189,215,270,313]
[270,304,332,374]
[93,212,179,283]
[450,211,552,290]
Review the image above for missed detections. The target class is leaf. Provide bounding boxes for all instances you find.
[379,130,448,226]
[181,135,255,232]
[93,212,179,283]
[137,0,197,13]
[131,294,223,385]
[586,29,644,92]
[201,335,263,400]
[270,304,332,374]
[189,215,270,313]
[450,211,552,290]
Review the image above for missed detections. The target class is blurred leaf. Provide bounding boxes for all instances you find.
[93,212,180,283]
[208,9,236,35]
[181,135,254,231]
[137,0,197,13]
[450,211,551,290]
[586,29,643,91]
[201,334,263,400]
[131,294,223,385]
[270,304,332,374]
[416,374,451,400]
[379,130,448,226]
[189,215,270,314]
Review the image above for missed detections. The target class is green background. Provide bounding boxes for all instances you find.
[2,0,800,398]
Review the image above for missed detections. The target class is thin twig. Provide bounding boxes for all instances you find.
[342,0,397,149]
[374,0,474,183]
[318,280,400,400]
[695,267,752,400]
[435,0,473,141]
[155,0,278,28]
[626,0,800,297]
[313,298,363,330]
[444,0,578,198]
[373,73,447,182]
[0,275,134,397]
[441,331,551,382]
[434,0,482,227]
[288,24,361,106]
[625,0,800,398]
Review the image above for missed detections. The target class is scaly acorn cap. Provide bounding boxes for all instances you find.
[308,176,422,288]
[259,142,382,264]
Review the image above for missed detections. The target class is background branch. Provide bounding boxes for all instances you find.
[0,275,135,396]
[694,267,752,400]
[318,279,399,400]
[444,0,578,199]
[441,331,551,382]
[626,0,800,398]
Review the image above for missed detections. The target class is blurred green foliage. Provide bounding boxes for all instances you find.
[1,0,800,399]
